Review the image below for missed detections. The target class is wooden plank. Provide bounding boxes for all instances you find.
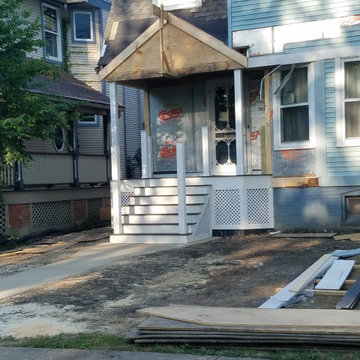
[272,233,336,238]
[271,177,319,188]
[289,254,335,293]
[137,306,360,329]
[315,260,355,290]
[312,289,347,296]
[259,254,335,308]
[99,19,161,81]
[336,277,360,309]
[334,233,360,241]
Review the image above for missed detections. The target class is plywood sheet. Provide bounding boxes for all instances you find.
[272,233,336,238]
[315,260,355,290]
[137,306,360,329]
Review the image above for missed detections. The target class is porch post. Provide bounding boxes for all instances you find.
[141,130,153,178]
[234,69,245,175]
[109,82,123,235]
[201,126,210,176]
[176,143,187,234]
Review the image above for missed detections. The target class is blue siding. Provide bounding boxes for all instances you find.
[274,187,360,231]
[230,0,360,31]
[324,59,360,177]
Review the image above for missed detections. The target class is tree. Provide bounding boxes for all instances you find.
[0,0,73,166]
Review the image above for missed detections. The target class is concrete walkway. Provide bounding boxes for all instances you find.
[0,229,182,300]
[0,347,266,360]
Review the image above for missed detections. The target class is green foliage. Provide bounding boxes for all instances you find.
[2,334,360,360]
[0,0,72,166]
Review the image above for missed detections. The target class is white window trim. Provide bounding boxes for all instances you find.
[152,0,202,11]
[273,63,315,150]
[53,126,66,152]
[73,10,94,42]
[336,57,360,147]
[42,3,62,62]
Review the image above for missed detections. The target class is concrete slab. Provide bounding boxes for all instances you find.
[0,348,267,360]
[0,240,180,300]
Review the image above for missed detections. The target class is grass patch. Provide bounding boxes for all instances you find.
[1,334,360,359]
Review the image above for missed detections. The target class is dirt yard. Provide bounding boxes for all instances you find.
[0,229,358,338]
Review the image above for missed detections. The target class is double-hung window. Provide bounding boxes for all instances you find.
[72,10,95,43]
[42,3,62,62]
[337,59,360,146]
[273,64,315,149]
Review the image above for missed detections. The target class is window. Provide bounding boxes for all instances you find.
[273,64,315,150]
[42,3,62,62]
[337,59,360,146]
[77,114,100,127]
[72,10,95,42]
[53,126,66,152]
[152,0,202,11]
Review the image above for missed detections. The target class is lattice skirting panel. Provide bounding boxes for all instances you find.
[193,199,211,241]
[87,198,104,219]
[0,205,6,234]
[121,192,134,214]
[32,201,72,230]
[214,188,273,230]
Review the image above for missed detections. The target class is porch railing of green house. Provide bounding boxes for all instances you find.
[0,164,15,189]
[8,153,109,188]
[141,130,152,179]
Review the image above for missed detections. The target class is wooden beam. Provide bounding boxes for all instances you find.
[99,19,161,81]
[272,176,319,188]
[138,306,360,329]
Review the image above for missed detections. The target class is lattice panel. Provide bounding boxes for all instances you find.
[88,198,103,219]
[214,189,241,226]
[247,189,271,225]
[194,200,211,239]
[32,201,72,230]
[121,192,134,214]
[0,205,6,234]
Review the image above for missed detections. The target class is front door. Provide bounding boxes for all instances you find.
[210,83,237,175]
[246,78,266,174]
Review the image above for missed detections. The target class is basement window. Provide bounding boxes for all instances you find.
[345,196,360,223]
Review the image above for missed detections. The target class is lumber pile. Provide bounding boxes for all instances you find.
[131,306,360,346]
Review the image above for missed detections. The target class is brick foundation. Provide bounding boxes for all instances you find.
[73,199,87,221]
[8,204,30,228]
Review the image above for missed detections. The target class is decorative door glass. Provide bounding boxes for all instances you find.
[213,85,236,174]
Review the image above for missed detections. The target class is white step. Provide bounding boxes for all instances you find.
[123,203,204,215]
[123,223,196,234]
[134,185,210,196]
[131,194,208,206]
[122,213,200,224]
[110,234,190,244]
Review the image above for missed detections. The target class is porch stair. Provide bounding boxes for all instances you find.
[110,178,212,244]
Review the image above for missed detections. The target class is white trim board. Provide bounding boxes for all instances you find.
[315,259,355,290]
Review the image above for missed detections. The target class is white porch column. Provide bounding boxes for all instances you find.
[109,82,123,235]
[141,130,149,178]
[234,69,246,175]
[176,143,187,234]
[201,126,210,176]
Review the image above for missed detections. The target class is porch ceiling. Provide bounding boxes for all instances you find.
[98,6,247,87]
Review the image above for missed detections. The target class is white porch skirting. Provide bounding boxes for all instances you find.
[117,175,274,231]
